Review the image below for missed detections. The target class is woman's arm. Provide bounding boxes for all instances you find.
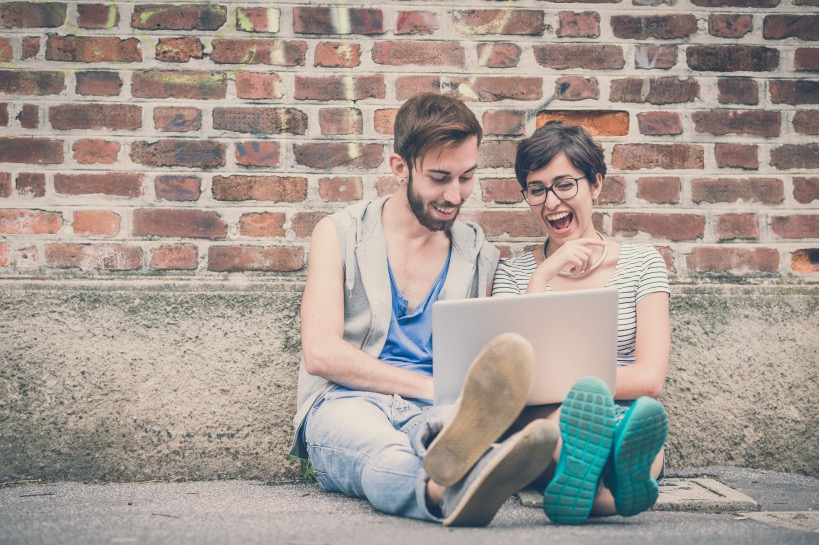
[614,292,670,400]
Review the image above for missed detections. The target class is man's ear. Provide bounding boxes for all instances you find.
[389,153,409,179]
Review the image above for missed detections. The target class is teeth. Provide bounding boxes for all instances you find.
[546,211,570,221]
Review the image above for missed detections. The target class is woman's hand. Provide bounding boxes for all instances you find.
[526,238,607,293]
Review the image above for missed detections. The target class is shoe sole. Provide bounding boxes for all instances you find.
[542,376,615,525]
[608,398,668,517]
[424,333,534,487]
[444,420,559,527]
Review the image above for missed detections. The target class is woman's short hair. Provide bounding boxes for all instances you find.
[393,93,482,170]
[514,121,606,188]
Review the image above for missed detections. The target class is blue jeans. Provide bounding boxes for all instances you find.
[304,390,453,522]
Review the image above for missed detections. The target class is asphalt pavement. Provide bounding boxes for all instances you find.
[0,466,816,545]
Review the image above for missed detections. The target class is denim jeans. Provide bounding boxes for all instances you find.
[304,389,453,522]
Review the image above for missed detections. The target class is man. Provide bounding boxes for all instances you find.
[289,93,558,526]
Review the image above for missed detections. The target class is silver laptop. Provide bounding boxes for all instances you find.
[432,287,618,406]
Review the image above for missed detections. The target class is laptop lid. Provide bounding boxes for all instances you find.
[432,287,618,406]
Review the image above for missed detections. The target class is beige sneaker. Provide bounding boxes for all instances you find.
[424,332,535,487]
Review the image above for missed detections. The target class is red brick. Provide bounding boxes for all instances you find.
[50,104,140,131]
[715,144,759,170]
[78,4,118,29]
[46,36,140,63]
[481,178,522,204]
[235,141,280,168]
[636,177,681,203]
[131,4,226,31]
[150,244,198,270]
[396,11,438,35]
[55,172,142,197]
[555,76,599,101]
[0,209,62,234]
[0,70,65,95]
[614,213,704,241]
[319,108,363,135]
[295,75,385,101]
[291,212,329,237]
[476,43,521,68]
[132,71,226,99]
[236,7,279,33]
[395,76,441,100]
[73,210,120,236]
[153,107,201,132]
[655,246,674,272]
[534,45,624,70]
[213,107,307,135]
[451,9,544,35]
[20,104,38,128]
[537,111,629,137]
[73,139,119,165]
[76,71,121,96]
[374,109,397,135]
[686,247,779,274]
[483,110,525,136]
[691,0,780,5]
[558,11,600,38]
[610,77,699,105]
[796,0,819,5]
[637,112,682,135]
[716,214,759,241]
[134,209,227,239]
[795,48,819,72]
[717,78,758,105]
[692,110,780,137]
[0,104,6,127]
[239,212,286,238]
[15,172,45,197]
[764,15,819,40]
[709,14,753,38]
[294,143,384,170]
[612,14,697,39]
[314,42,361,68]
[0,3,66,28]
[211,39,306,66]
[155,37,203,63]
[449,77,542,102]
[318,177,363,202]
[130,140,225,168]
[461,210,542,238]
[155,175,200,202]
[0,137,63,164]
[0,172,11,197]
[0,242,7,267]
[212,175,307,202]
[479,141,517,169]
[770,80,819,105]
[691,178,783,203]
[46,243,142,270]
[771,144,819,169]
[235,72,283,100]
[791,249,819,274]
[612,144,704,170]
[600,176,626,204]
[0,37,11,62]
[293,7,383,35]
[208,245,304,272]
[373,41,464,67]
[793,178,819,204]
[687,46,779,72]
[771,215,819,239]
[635,46,678,70]
[21,36,39,59]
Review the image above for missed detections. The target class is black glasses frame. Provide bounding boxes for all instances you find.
[520,176,585,206]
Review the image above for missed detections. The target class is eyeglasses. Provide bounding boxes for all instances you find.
[521,176,585,206]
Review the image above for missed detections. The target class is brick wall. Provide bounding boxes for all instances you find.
[0,1,816,280]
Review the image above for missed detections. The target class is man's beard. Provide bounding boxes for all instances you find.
[406,172,462,232]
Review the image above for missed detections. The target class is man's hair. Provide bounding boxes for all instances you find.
[514,121,606,189]
[393,93,482,170]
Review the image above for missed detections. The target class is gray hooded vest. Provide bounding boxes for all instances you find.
[289,196,500,458]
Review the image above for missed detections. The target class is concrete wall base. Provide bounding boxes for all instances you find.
[1,280,816,481]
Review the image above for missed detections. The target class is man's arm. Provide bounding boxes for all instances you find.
[300,216,434,400]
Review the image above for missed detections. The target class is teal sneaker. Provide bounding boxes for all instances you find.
[542,376,615,525]
[603,397,668,517]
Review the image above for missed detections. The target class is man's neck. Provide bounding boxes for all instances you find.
[382,191,450,246]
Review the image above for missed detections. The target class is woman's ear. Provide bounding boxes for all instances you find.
[591,173,603,201]
[389,153,409,179]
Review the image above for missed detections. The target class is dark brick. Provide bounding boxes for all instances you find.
[46,36,141,63]
[212,175,307,202]
[155,37,204,63]
[130,140,225,168]
[373,41,464,67]
[635,46,678,70]
[16,172,45,197]
[793,111,819,135]
[295,75,385,101]
[208,246,304,272]
[771,215,819,239]
[0,137,64,164]
[482,110,525,136]
[610,77,699,105]
[153,107,201,132]
[716,214,759,241]
[0,70,65,95]
[600,176,626,204]
[294,143,384,170]
[795,48,819,71]
[555,76,599,101]
[54,172,143,197]
[771,144,819,169]
[395,76,441,100]
[131,71,226,99]
[793,178,819,204]
[770,80,819,105]
[637,112,682,135]
[131,4,226,31]
[49,104,141,130]
[613,213,704,241]
[293,7,383,35]
[691,0,780,6]
[479,141,517,169]
[611,14,697,39]
[534,44,624,70]
[715,144,759,170]
[686,247,780,274]
[718,78,759,105]
[155,175,201,201]
[72,139,119,164]
[133,209,227,239]
[0,37,11,62]
[481,177,523,204]
[557,11,600,38]
[235,141,280,167]
[692,110,780,137]
[691,178,783,203]
[0,172,11,197]
[460,210,541,238]
[21,36,39,59]
[75,71,121,96]
[764,15,819,40]
[451,9,544,36]
[448,76,542,102]
[688,46,779,72]
[0,2,66,28]
[291,212,329,237]
[636,177,681,203]
[19,104,38,128]
[213,107,307,135]
[0,104,7,126]
[78,4,119,29]
[709,14,753,38]
[210,39,306,66]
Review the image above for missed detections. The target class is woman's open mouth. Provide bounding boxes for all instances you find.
[546,211,573,233]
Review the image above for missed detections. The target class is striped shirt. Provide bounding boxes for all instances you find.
[492,242,670,366]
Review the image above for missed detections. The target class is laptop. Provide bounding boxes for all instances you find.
[432,287,618,406]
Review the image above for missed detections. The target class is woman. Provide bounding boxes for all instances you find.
[493,121,670,524]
